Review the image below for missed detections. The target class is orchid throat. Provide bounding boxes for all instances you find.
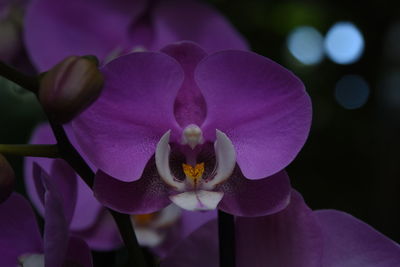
[155,124,236,211]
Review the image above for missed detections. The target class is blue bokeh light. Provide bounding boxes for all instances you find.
[335,75,370,109]
[325,22,364,64]
[287,26,324,65]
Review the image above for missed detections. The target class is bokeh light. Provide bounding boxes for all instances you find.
[335,75,370,109]
[325,22,364,64]
[287,26,324,65]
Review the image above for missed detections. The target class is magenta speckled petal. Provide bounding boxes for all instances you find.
[24,0,147,71]
[316,210,400,267]
[218,169,291,216]
[196,50,312,180]
[160,220,219,267]
[94,163,171,214]
[72,52,184,182]
[65,236,93,267]
[152,0,248,53]
[0,193,43,266]
[236,191,323,267]
[74,210,122,251]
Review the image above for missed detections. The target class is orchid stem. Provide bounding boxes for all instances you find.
[218,210,236,267]
[0,144,59,158]
[0,60,39,93]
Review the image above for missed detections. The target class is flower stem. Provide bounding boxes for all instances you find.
[0,60,39,93]
[218,210,236,267]
[0,144,59,158]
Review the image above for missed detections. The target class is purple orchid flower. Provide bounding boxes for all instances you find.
[25,123,123,251]
[24,0,248,72]
[70,41,312,216]
[26,123,217,253]
[161,190,400,267]
[0,166,93,267]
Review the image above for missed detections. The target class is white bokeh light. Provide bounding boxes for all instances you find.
[325,22,364,64]
[287,26,324,65]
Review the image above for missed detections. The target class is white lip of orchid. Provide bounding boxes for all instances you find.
[170,190,224,211]
[155,129,236,211]
[18,253,44,267]
[181,124,204,149]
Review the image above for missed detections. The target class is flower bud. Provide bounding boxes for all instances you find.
[39,55,104,123]
[0,154,15,203]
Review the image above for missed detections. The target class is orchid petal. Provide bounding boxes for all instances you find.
[94,164,171,214]
[24,0,147,71]
[161,41,208,127]
[25,123,56,216]
[74,210,121,251]
[236,191,323,267]
[0,193,43,266]
[19,254,44,267]
[156,130,185,191]
[170,190,223,211]
[135,228,166,247]
[160,220,219,267]
[25,123,103,232]
[153,208,217,258]
[316,210,400,267]
[152,0,248,53]
[196,50,312,180]
[151,204,182,228]
[203,130,236,190]
[72,52,184,182]
[218,170,291,216]
[32,161,77,226]
[43,171,69,267]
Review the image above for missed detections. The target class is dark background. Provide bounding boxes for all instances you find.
[0,0,399,259]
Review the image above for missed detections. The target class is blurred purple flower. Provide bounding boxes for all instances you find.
[71,41,312,215]
[0,0,26,63]
[131,204,217,258]
[0,166,92,267]
[24,0,248,71]
[25,123,123,251]
[161,190,400,267]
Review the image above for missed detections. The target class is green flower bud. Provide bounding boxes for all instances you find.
[0,154,14,203]
[39,55,104,123]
